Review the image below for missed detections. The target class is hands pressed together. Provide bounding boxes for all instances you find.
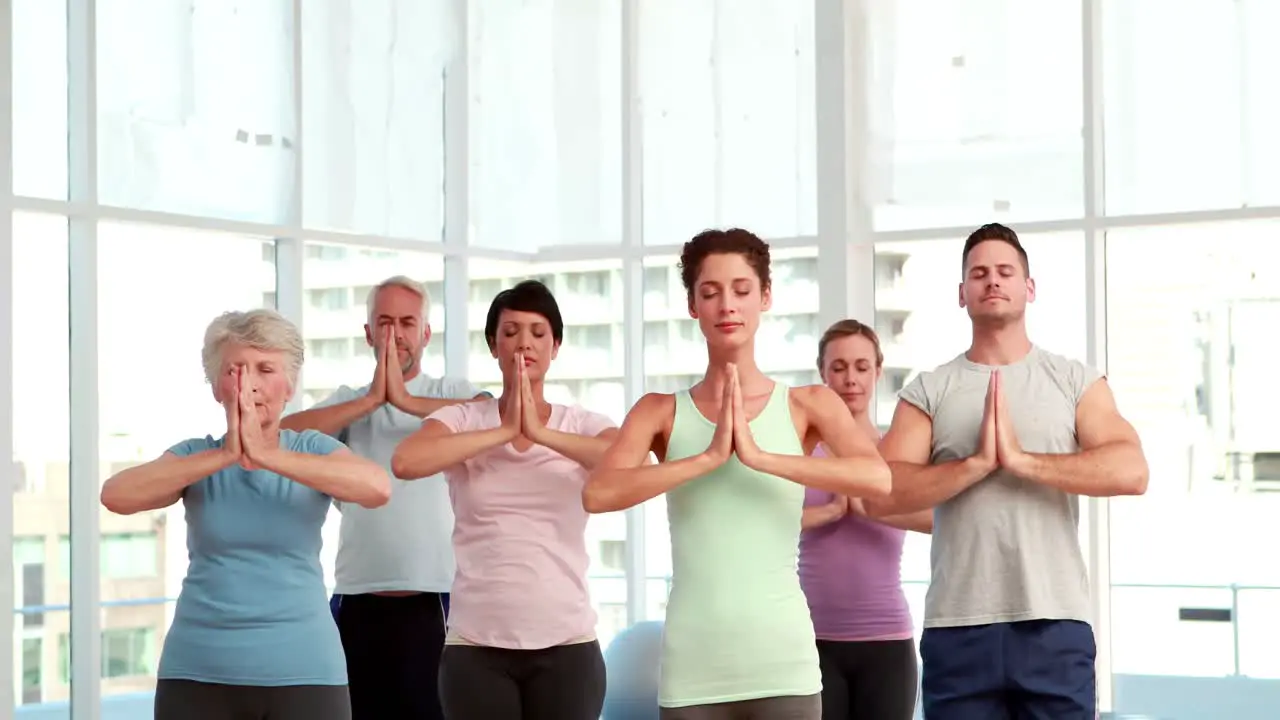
[369,326,414,412]
[500,353,551,445]
[973,370,1028,476]
[700,363,766,470]
[222,368,277,470]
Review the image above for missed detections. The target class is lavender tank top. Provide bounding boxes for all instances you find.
[798,446,914,641]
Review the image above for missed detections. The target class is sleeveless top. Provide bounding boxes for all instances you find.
[659,383,821,708]
[799,446,913,641]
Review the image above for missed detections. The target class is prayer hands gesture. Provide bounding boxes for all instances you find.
[703,363,764,469]
[502,353,548,444]
[974,370,1026,475]
[223,368,274,470]
[371,326,411,411]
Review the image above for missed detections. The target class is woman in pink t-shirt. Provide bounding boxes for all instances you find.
[390,280,619,720]
[799,320,933,720]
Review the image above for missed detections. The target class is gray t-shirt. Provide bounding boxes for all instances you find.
[899,345,1102,629]
[313,373,483,595]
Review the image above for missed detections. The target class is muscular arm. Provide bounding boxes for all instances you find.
[391,419,513,480]
[257,446,391,508]
[584,394,711,514]
[863,401,992,517]
[849,497,934,534]
[534,427,620,470]
[100,449,236,515]
[746,387,891,498]
[280,394,381,437]
[1007,379,1149,497]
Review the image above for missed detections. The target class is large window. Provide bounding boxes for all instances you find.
[96,223,275,702]
[868,0,1084,230]
[639,0,817,243]
[96,0,297,223]
[1106,222,1280,714]
[300,0,451,239]
[1102,0,1280,215]
[11,213,70,713]
[12,0,68,200]
[468,2,623,251]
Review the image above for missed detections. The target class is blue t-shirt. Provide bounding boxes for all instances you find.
[157,429,347,686]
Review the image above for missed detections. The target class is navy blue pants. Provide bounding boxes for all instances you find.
[330,592,451,621]
[920,619,1095,720]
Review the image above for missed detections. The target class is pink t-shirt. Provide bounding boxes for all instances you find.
[426,399,616,650]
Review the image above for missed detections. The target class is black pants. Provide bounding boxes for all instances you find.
[154,679,350,720]
[439,640,606,720]
[817,638,919,720]
[336,592,448,720]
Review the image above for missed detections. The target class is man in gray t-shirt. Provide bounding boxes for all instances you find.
[282,276,487,720]
[868,224,1149,720]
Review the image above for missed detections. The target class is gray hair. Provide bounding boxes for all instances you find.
[201,309,305,384]
[366,275,431,327]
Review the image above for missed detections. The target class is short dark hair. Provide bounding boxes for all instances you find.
[484,279,564,350]
[962,223,1029,275]
[678,228,771,298]
[817,319,883,370]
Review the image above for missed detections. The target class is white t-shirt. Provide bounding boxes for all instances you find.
[312,373,484,594]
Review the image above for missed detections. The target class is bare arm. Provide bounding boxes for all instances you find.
[584,394,718,514]
[391,420,514,480]
[744,387,891,498]
[533,427,620,470]
[393,392,491,420]
[1007,380,1149,497]
[256,446,391,508]
[801,499,848,530]
[864,400,992,517]
[100,449,237,515]
[849,497,934,534]
[280,394,381,437]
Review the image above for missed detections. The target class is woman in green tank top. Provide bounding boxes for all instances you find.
[584,229,893,720]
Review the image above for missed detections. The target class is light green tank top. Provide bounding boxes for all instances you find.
[658,383,821,708]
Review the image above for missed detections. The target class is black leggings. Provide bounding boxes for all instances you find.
[154,679,350,720]
[816,638,919,720]
[337,592,447,720]
[439,640,606,720]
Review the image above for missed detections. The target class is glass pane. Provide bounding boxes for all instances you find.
[12,0,68,199]
[871,232,1087,634]
[97,223,276,704]
[1106,222,1280,718]
[96,0,297,224]
[639,1,817,243]
[299,243,444,589]
[467,258,629,645]
[300,1,452,240]
[12,213,70,717]
[869,0,1083,230]
[1103,0,1280,214]
[468,2,623,251]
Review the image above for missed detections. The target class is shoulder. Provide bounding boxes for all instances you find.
[626,392,677,428]
[283,429,345,455]
[413,374,487,400]
[429,397,498,430]
[167,435,221,457]
[899,354,972,417]
[788,384,840,413]
[1029,347,1103,402]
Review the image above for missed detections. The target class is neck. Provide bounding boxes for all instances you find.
[706,342,765,382]
[967,321,1033,366]
[402,360,422,383]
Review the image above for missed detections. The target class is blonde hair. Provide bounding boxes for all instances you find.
[201,309,305,384]
[816,319,884,370]
[366,275,430,327]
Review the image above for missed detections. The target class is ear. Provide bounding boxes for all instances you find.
[875,365,884,381]
[551,340,561,361]
[364,323,375,347]
[489,338,499,360]
[211,383,225,405]
[957,282,967,308]
[422,322,432,346]
[761,285,773,312]
[1025,277,1037,303]
[687,296,698,320]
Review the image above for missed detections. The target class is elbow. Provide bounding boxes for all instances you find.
[582,479,624,514]
[99,482,137,516]
[1123,465,1150,496]
[356,472,393,509]
[390,450,431,481]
